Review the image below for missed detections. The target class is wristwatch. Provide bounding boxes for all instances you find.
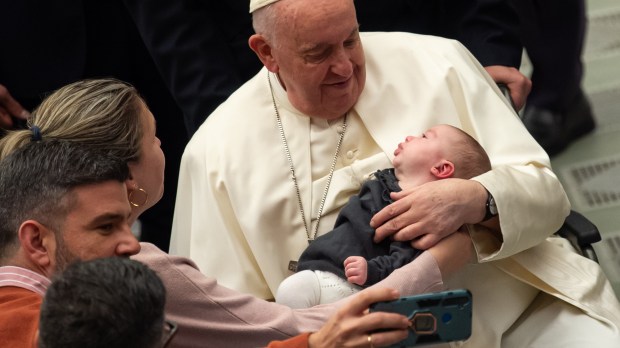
[483,189,498,221]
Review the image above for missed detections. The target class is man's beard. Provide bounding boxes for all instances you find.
[54,234,79,273]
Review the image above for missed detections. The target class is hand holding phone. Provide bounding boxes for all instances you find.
[369,289,472,347]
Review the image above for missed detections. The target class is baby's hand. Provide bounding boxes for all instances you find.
[344,256,368,286]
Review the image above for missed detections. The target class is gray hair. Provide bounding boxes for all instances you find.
[251,1,284,48]
[0,140,129,262]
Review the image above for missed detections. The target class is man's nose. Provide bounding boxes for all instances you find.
[116,226,141,257]
[330,47,354,77]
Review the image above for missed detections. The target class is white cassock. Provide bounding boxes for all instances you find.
[171,32,620,346]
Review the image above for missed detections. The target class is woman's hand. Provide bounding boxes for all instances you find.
[308,288,409,348]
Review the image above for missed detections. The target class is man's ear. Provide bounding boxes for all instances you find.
[249,34,279,73]
[18,220,53,268]
[431,160,455,179]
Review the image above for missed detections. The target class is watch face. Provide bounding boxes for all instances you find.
[489,196,498,215]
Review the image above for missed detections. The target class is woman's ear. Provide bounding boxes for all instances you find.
[125,176,139,194]
[249,34,279,73]
[18,220,53,269]
[430,160,455,179]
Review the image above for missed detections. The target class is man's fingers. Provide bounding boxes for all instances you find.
[389,190,408,200]
[508,78,532,111]
[390,221,426,242]
[410,233,441,250]
[370,204,398,229]
[375,217,427,244]
[483,65,532,111]
[371,204,408,242]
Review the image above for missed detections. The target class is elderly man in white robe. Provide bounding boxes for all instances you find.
[170,0,620,346]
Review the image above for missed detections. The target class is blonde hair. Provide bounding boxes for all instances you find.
[0,79,144,163]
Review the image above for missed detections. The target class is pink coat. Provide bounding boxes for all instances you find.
[133,243,335,348]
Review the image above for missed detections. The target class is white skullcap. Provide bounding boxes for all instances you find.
[249,0,281,13]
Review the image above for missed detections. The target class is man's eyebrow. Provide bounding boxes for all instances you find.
[300,27,360,54]
[300,42,327,55]
[86,212,128,227]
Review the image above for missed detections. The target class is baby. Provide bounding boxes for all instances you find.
[276,124,491,308]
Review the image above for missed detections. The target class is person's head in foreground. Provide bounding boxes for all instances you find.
[38,257,169,348]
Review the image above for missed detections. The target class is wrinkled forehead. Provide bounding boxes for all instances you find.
[251,0,354,13]
[276,0,357,37]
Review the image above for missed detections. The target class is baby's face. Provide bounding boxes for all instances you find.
[392,124,461,183]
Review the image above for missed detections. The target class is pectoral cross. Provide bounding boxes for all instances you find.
[288,239,314,272]
[288,260,298,272]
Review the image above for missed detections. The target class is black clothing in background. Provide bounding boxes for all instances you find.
[123,0,261,136]
[510,0,586,111]
[122,0,522,136]
[355,0,522,68]
[0,0,188,252]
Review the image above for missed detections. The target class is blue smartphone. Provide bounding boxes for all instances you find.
[369,289,472,347]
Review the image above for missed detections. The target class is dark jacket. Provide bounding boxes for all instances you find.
[298,169,422,286]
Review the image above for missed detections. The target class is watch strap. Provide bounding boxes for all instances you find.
[483,189,497,221]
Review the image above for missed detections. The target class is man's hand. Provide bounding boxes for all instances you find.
[370,179,487,249]
[484,65,532,111]
[308,288,409,348]
[344,256,368,286]
[0,84,30,129]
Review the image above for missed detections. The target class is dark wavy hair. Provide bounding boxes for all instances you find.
[39,257,166,348]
